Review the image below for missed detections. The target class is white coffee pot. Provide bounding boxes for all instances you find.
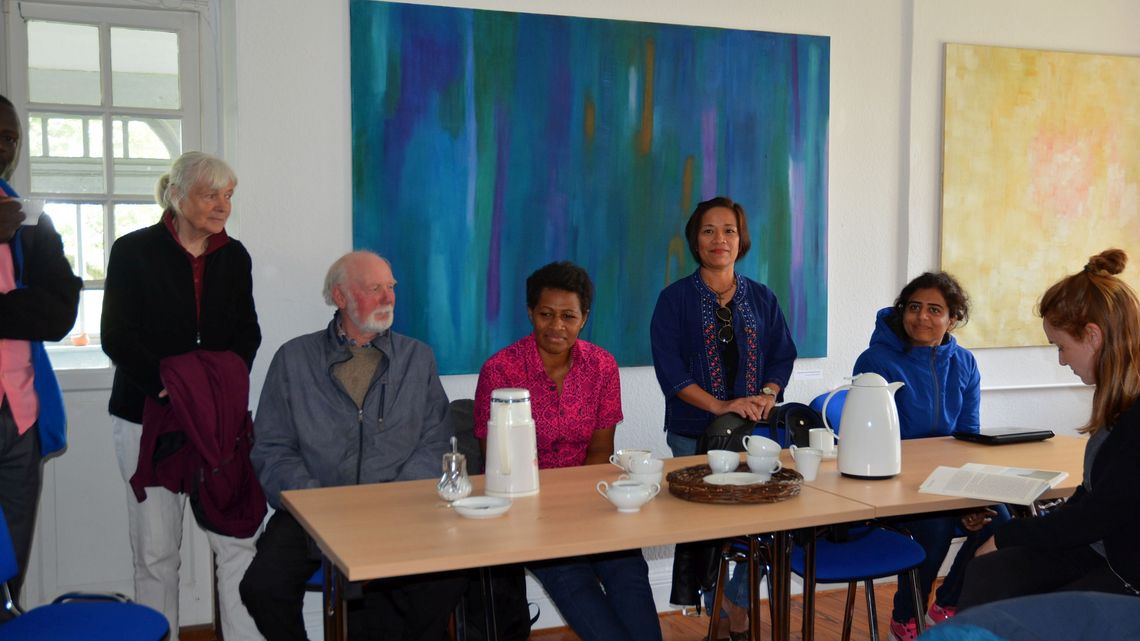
[484,388,541,497]
[821,372,904,479]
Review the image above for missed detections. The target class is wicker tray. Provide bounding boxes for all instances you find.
[667,464,802,504]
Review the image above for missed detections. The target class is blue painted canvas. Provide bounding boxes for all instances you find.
[350,1,829,374]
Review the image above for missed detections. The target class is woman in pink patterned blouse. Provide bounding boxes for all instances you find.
[474,261,662,641]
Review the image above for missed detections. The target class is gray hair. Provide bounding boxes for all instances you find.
[322,251,388,306]
[154,151,237,213]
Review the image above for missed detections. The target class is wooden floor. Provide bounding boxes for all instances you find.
[532,583,910,641]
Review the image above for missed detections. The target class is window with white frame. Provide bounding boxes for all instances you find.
[3,1,212,368]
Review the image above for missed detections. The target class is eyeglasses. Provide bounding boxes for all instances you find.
[716,306,734,344]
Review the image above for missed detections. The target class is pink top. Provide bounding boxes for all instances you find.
[0,244,37,433]
[475,334,623,470]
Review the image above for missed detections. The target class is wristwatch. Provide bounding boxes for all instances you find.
[761,386,777,397]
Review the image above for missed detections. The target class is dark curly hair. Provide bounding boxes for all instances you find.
[885,271,970,342]
[684,196,752,265]
[526,261,593,315]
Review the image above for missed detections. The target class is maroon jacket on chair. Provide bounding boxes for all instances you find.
[132,349,266,538]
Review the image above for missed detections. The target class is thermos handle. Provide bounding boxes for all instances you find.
[821,385,851,435]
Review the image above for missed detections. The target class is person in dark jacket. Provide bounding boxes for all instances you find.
[101,151,262,641]
[959,248,1140,608]
[650,197,797,636]
[0,93,81,604]
[854,272,1008,641]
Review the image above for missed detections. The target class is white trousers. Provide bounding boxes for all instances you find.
[113,416,265,641]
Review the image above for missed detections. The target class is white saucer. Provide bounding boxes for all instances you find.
[704,472,768,486]
[452,496,512,519]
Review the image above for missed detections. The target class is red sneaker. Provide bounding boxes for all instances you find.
[925,602,958,626]
[888,618,918,641]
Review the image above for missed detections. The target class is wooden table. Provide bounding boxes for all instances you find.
[283,457,875,641]
[284,435,1087,641]
[786,434,1086,641]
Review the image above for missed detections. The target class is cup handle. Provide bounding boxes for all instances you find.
[771,460,783,473]
[596,481,609,498]
[618,473,631,481]
[741,435,751,450]
[649,483,661,498]
[789,444,798,455]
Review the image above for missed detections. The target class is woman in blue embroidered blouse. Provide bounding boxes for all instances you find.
[650,196,797,636]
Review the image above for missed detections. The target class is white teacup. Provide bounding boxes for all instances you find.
[742,434,781,457]
[707,449,739,474]
[809,428,837,456]
[609,449,652,472]
[628,457,664,474]
[746,454,783,477]
[18,198,44,226]
[596,479,660,513]
[790,445,823,481]
[620,471,663,485]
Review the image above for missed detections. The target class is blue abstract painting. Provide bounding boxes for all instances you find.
[350,1,829,374]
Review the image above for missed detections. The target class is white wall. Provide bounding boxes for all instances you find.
[233,0,1140,442]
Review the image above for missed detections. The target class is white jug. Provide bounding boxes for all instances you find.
[484,388,540,497]
[822,372,904,479]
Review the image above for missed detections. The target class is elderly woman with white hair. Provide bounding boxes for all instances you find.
[101,151,263,640]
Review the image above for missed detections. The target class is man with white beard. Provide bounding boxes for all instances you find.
[241,251,465,641]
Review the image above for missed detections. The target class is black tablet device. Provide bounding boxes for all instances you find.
[952,428,1056,445]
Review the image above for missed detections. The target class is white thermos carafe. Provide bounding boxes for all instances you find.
[484,388,540,497]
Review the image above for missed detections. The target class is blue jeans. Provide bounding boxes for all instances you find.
[528,550,662,641]
[666,432,752,611]
[891,505,1011,622]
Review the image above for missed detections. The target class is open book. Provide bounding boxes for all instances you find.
[919,463,1070,505]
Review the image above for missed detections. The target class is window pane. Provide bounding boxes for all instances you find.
[44,202,80,274]
[79,289,104,339]
[88,120,104,159]
[111,28,180,110]
[80,203,106,280]
[29,112,105,194]
[113,118,180,196]
[113,203,160,239]
[46,118,85,157]
[27,21,101,106]
[27,117,43,157]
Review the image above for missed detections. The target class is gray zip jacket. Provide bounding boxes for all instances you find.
[252,318,452,509]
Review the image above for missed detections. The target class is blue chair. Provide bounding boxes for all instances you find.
[0,509,168,641]
[792,525,926,641]
[793,392,927,641]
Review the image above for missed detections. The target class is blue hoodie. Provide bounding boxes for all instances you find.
[852,307,980,439]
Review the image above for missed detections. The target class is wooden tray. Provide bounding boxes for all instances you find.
[667,464,802,504]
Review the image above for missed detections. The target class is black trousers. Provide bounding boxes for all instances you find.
[240,510,467,641]
[958,543,1135,610]
[0,400,41,605]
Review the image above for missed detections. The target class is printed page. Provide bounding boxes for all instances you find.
[959,463,1069,487]
[919,465,1050,505]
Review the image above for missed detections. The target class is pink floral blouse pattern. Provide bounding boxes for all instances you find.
[475,334,623,470]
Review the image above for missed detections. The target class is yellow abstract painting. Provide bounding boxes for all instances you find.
[942,43,1140,348]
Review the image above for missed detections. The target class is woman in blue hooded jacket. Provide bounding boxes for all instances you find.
[853,271,1008,641]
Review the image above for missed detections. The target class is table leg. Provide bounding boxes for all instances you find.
[801,528,817,641]
[770,530,792,641]
[323,558,347,641]
[480,567,499,641]
[749,537,763,641]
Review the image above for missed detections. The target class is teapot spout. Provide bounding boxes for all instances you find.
[887,381,905,394]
